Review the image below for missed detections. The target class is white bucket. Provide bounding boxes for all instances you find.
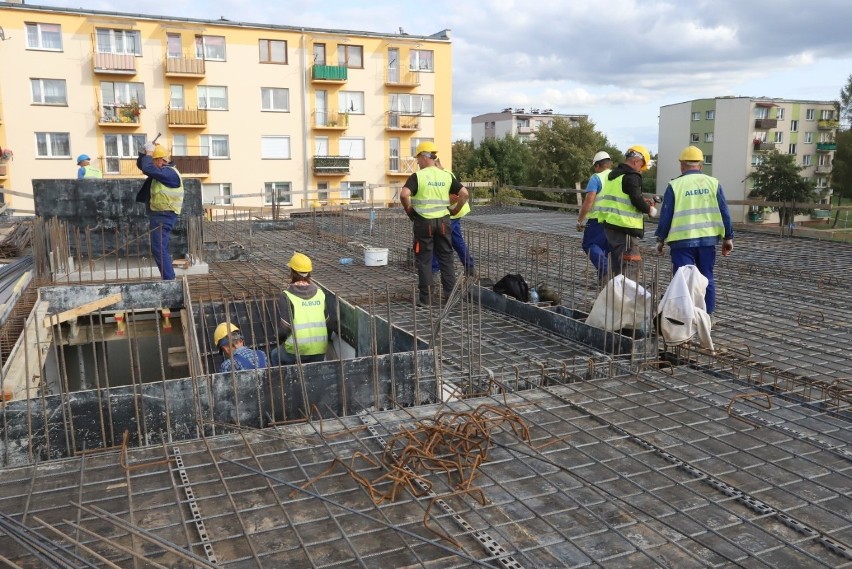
[364,247,388,266]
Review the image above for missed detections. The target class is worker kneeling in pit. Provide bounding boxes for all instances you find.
[270,252,336,366]
[214,322,268,373]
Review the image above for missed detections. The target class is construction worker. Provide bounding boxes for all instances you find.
[76,154,102,179]
[401,141,470,306]
[431,157,475,277]
[655,145,733,316]
[214,322,268,373]
[596,144,657,277]
[577,151,612,282]
[270,252,334,366]
[136,143,183,280]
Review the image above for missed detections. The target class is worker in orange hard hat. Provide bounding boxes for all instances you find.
[136,141,183,280]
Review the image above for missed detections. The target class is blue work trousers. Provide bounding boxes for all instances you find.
[581,219,609,280]
[149,211,177,281]
[269,345,325,366]
[431,218,474,273]
[670,245,718,313]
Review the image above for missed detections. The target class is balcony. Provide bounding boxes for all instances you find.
[754,118,777,129]
[816,142,837,151]
[818,119,839,130]
[313,155,350,176]
[312,110,348,130]
[98,104,142,127]
[385,112,420,131]
[100,157,143,177]
[171,151,210,177]
[518,126,534,134]
[164,56,205,77]
[385,68,420,88]
[168,108,207,128]
[815,164,832,174]
[93,52,136,75]
[753,141,776,151]
[387,156,417,177]
[311,65,348,83]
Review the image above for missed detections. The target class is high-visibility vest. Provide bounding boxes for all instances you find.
[587,169,610,220]
[595,173,644,231]
[149,166,184,214]
[283,289,328,356]
[82,165,103,178]
[444,169,469,219]
[411,166,452,219]
[666,174,724,243]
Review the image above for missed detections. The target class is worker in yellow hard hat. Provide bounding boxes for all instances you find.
[136,141,183,280]
[270,252,336,366]
[655,145,733,317]
[400,141,470,306]
[595,144,658,278]
[213,322,268,372]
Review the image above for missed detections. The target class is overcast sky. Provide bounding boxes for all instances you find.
[30,0,852,152]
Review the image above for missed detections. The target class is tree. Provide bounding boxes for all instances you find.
[467,135,532,187]
[840,74,852,128]
[450,139,476,181]
[831,129,852,209]
[748,150,818,226]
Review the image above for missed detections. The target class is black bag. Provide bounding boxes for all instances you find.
[493,273,529,302]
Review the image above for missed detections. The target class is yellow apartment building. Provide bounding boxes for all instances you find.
[0,1,453,213]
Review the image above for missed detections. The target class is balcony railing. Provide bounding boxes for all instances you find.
[311,64,348,82]
[312,110,348,129]
[386,112,419,131]
[816,142,837,151]
[172,152,210,177]
[753,141,775,151]
[385,68,420,87]
[168,108,207,127]
[100,157,143,177]
[387,156,417,176]
[815,164,832,174]
[165,56,206,76]
[313,155,350,176]
[818,119,839,130]
[93,52,136,74]
[754,118,777,129]
[98,105,142,126]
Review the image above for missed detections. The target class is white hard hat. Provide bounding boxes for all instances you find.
[592,151,611,166]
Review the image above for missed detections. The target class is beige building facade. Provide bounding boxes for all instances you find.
[471,108,587,146]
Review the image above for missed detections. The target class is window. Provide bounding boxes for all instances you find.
[259,39,287,64]
[35,132,70,158]
[203,183,231,205]
[704,132,714,142]
[705,110,715,120]
[341,181,365,201]
[703,155,712,165]
[754,132,767,142]
[173,134,188,156]
[389,94,434,116]
[776,108,784,120]
[261,87,289,111]
[751,154,764,166]
[26,23,62,51]
[167,34,182,58]
[317,182,329,202]
[339,91,364,114]
[169,85,185,109]
[517,118,530,128]
[409,49,433,71]
[31,79,67,105]
[314,136,329,156]
[803,154,812,166]
[261,136,291,159]
[790,120,798,132]
[95,28,141,55]
[690,133,699,143]
[774,131,783,143]
[788,143,797,155]
[198,85,228,110]
[754,107,769,119]
[691,112,700,121]
[104,134,145,173]
[195,35,226,61]
[200,135,229,158]
[339,137,365,159]
[264,182,291,205]
[805,109,815,120]
[818,154,831,166]
[313,43,326,65]
[804,132,813,144]
[337,44,363,68]
[820,109,835,120]
[101,81,146,106]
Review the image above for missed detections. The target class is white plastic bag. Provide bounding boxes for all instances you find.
[586,275,653,332]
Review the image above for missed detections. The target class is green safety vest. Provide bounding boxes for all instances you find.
[445,170,470,219]
[149,166,184,214]
[586,169,610,220]
[82,165,103,179]
[595,173,644,231]
[411,166,452,219]
[283,289,328,356]
[666,174,724,243]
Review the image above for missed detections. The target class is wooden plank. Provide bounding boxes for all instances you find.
[42,293,122,328]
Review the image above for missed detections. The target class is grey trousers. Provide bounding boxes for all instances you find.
[412,215,455,301]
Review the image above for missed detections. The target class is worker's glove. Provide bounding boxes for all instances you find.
[656,241,664,255]
[143,142,155,153]
[722,239,733,257]
[649,206,659,218]
[576,221,586,232]
[404,207,417,221]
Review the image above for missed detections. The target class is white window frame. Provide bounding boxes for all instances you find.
[195,35,226,61]
[339,137,365,159]
[754,107,769,119]
[172,134,188,156]
[167,33,182,58]
[104,133,146,173]
[340,181,365,201]
[200,134,230,159]
[261,136,291,159]
[690,133,699,143]
[31,79,67,105]
[26,23,62,51]
[339,91,365,114]
[774,131,783,143]
[337,44,363,68]
[259,39,287,64]
[703,154,713,165]
[95,28,141,55]
[705,110,715,120]
[261,87,289,112]
[389,94,434,116]
[704,132,714,142]
[409,49,434,71]
[691,112,701,121]
[264,182,292,205]
[775,108,784,120]
[203,183,232,205]
[198,85,228,110]
[790,120,798,132]
[820,109,834,120]
[788,143,797,155]
[804,132,813,144]
[101,81,146,107]
[35,132,70,158]
[803,154,812,167]
[169,85,185,109]
[805,109,815,120]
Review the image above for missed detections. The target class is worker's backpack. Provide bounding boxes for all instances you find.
[493,273,530,302]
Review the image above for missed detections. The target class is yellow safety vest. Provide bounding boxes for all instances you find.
[666,174,724,243]
[595,173,644,231]
[444,169,469,219]
[587,169,610,221]
[411,166,452,219]
[149,166,184,214]
[82,165,103,178]
[283,289,328,356]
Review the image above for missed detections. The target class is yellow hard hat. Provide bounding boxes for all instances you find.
[626,145,651,172]
[152,144,169,160]
[679,145,704,162]
[287,252,313,274]
[414,141,437,157]
[213,322,240,348]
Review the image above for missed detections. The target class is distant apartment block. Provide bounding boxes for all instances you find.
[658,97,838,223]
[471,108,587,146]
[0,3,453,212]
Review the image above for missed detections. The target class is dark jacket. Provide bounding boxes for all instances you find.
[601,162,652,238]
[135,152,181,205]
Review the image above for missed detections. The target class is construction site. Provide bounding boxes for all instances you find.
[0,177,850,568]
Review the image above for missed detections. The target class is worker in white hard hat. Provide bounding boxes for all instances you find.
[270,252,336,366]
[213,322,268,373]
[655,145,733,316]
[577,151,613,282]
